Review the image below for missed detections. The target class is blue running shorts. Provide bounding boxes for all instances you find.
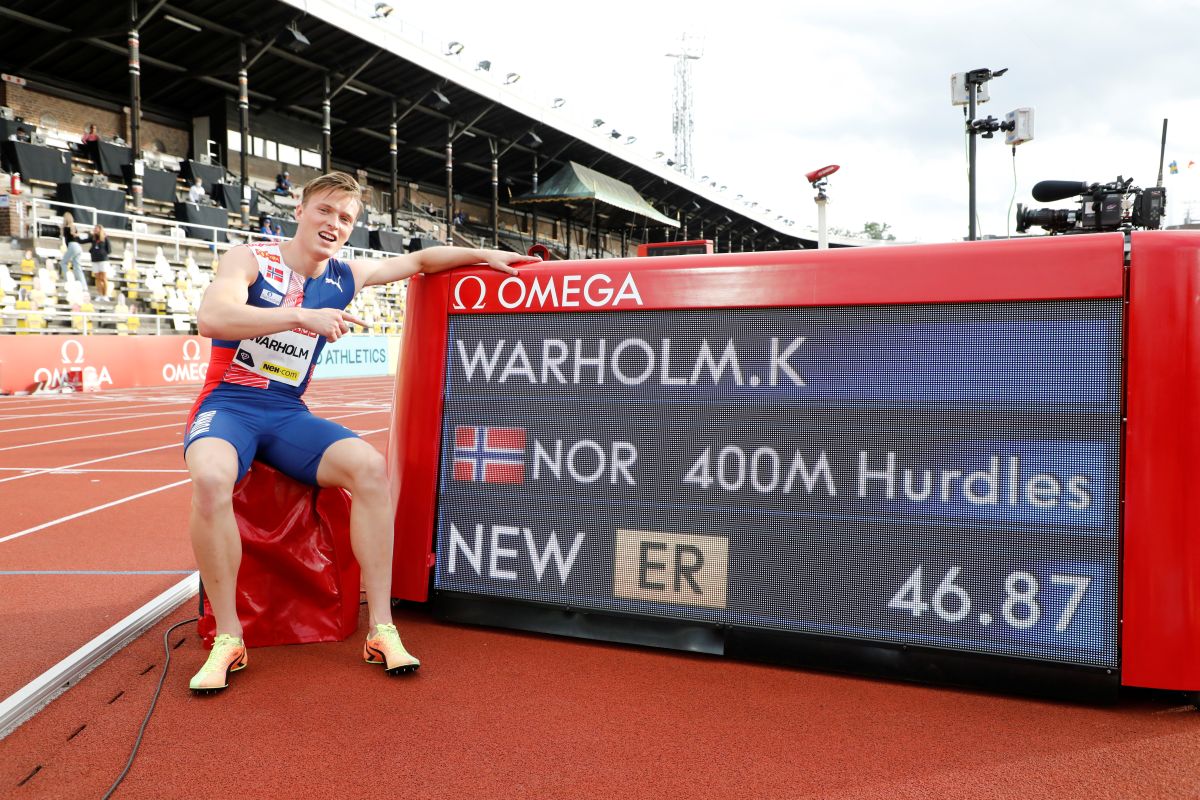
[184,387,358,485]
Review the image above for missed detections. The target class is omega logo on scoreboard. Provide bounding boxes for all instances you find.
[614,529,729,610]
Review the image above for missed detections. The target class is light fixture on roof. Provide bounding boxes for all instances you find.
[476,60,491,71]
[736,194,743,200]
[592,118,605,128]
[526,130,544,147]
[284,21,310,53]
[164,13,202,32]
[700,175,709,181]
[445,41,464,55]
[719,185,726,191]
[552,97,566,108]
[653,151,664,159]
[431,88,451,110]
[609,129,620,139]
[344,84,368,96]
[665,159,676,166]
[503,72,521,85]
[624,136,636,145]
[372,3,394,18]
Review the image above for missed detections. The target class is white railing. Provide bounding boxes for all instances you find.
[0,305,406,336]
[1,308,177,335]
[23,196,403,262]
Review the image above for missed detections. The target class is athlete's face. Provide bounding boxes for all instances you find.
[295,189,360,259]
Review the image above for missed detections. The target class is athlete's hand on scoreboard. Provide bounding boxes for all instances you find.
[299,308,368,342]
[479,249,540,276]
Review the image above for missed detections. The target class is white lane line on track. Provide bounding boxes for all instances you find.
[0,408,183,423]
[0,479,191,544]
[0,444,180,485]
[0,410,184,435]
[0,573,199,740]
[0,397,192,415]
[0,422,183,452]
[0,467,188,474]
[0,570,195,575]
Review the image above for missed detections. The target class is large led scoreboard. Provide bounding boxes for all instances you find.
[387,231,1200,696]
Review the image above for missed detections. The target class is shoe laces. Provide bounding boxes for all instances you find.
[211,633,244,654]
[370,623,400,642]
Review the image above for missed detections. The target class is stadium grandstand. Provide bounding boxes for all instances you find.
[0,0,849,341]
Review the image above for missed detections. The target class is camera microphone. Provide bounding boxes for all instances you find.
[1031,180,1090,203]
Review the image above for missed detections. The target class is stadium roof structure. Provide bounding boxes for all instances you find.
[513,162,680,229]
[0,0,857,250]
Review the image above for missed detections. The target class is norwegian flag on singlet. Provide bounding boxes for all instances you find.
[453,426,526,484]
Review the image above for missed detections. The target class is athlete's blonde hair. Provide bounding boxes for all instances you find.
[300,171,365,214]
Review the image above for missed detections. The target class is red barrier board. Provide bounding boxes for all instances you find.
[0,335,210,393]
[387,231,1200,694]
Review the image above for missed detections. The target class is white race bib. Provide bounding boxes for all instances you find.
[233,328,319,387]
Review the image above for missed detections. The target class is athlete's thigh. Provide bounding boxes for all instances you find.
[257,409,358,486]
[184,400,261,483]
[313,436,384,490]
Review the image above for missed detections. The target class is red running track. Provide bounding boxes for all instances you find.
[2,377,1199,798]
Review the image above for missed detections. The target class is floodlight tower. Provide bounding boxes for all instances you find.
[667,34,702,178]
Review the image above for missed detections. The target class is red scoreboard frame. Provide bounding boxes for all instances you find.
[386,231,1200,693]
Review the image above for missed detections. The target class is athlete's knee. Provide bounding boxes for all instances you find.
[188,457,238,517]
[344,447,388,497]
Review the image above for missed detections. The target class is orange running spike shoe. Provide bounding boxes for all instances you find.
[363,623,420,675]
[189,634,247,694]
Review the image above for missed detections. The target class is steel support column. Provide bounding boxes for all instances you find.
[238,41,250,226]
[389,100,398,229]
[490,139,499,249]
[322,74,331,172]
[445,123,454,243]
[127,0,143,213]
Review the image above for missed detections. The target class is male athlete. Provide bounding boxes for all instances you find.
[185,171,532,692]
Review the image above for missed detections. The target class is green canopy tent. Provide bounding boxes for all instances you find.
[513,160,680,258]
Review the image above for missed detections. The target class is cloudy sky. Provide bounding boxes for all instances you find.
[354,0,1200,242]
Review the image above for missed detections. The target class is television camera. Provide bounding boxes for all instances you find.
[1016,177,1166,235]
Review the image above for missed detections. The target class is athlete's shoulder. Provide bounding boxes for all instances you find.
[213,244,259,282]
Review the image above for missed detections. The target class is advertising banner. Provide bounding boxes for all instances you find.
[312,334,392,379]
[0,335,210,393]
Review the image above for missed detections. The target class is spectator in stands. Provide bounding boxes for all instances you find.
[257,214,275,240]
[59,212,88,286]
[89,224,112,298]
[81,124,100,145]
[9,126,31,143]
[188,176,207,205]
[184,170,537,694]
[275,170,293,197]
[272,220,284,238]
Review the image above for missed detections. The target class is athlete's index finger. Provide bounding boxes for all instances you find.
[340,310,369,328]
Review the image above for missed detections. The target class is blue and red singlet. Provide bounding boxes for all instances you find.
[185,243,359,484]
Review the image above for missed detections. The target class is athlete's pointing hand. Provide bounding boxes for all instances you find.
[300,308,368,342]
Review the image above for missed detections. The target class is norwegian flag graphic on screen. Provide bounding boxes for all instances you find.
[454,426,526,484]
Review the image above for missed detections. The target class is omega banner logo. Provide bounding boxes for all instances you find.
[33,339,112,389]
[162,338,207,383]
[452,272,643,312]
[613,529,728,610]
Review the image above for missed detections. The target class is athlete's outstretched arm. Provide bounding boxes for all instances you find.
[197,246,364,342]
[348,246,536,290]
